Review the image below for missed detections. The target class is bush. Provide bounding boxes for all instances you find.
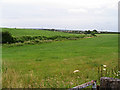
[91,31,96,36]
[2,31,14,43]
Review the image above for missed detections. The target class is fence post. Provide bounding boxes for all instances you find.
[92,80,97,90]
[100,77,120,90]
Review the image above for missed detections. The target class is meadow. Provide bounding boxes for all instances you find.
[2,28,90,44]
[2,28,118,88]
[2,28,79,37]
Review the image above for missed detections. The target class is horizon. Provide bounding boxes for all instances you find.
[0,26,118,32]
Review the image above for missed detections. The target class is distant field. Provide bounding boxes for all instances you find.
[2,33,118,88]
[2,28,80,37]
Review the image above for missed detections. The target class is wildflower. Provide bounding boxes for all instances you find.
[70,82,73,85]
[118,71,120,74]
[103,65,107,67]
[103,68,106,71]
[73,70,79,73]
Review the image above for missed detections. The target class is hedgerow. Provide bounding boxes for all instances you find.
[2,31,93,44]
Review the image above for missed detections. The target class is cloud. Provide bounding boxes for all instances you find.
[0,0,118,31]
[94,10,104,14]
[68,8,88,13]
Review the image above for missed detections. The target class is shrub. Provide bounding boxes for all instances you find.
[34,36,43,40]
[93,30,98,34]
[42,36,47,40]
[91,31,96,36]
[14,37,24,43]
[21,36,33,41]
[2,31,14,43]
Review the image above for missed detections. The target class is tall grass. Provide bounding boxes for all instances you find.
[98,65,119,83]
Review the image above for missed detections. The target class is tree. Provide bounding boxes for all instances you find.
[93,30,98,34]
[87,30,91,34]
[2,31,14,43]
[84,30,88,35]
[91,31,96,36]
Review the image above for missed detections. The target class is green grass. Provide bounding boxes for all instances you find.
[2,28,79,37]
[2,28,91,45]
[2,33,118,88]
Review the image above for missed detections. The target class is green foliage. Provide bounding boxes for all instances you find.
[2,31,15,43]
[98,65,119,83]
[93,30,98,34]
[84,30,98,36]
[5,35,88,44]
[2,28,91,44]
[91,30,98,36]
[84,30,91,34]
[2,28,76,37]
[91,31,96,36]
[87,30,91,34]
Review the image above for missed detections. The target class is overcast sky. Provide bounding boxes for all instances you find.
[0,0,118,31]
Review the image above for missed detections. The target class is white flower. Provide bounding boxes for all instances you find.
[103,65,107,67]
[103,68,106,71]
[118,71,120,74]
[73,70,80,73]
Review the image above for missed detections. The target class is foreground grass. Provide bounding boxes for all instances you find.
[2,34,118,88]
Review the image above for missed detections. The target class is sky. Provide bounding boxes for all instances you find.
[0,0,119,31]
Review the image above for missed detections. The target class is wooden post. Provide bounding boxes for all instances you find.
[100,77,120,90]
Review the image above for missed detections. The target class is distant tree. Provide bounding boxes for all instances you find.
[84,31,88,35]
[51,29,55,31]
[90,30,98,36]
[87,30,91,34]
[91,31,96,36]
[93,30,98,34]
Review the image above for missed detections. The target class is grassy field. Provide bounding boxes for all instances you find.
[2,28,91,45]
[2,30,118,88]
[2,28,80,37]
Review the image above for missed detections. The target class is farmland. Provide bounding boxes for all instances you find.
[2,28,118,88]
[2,28,80,37]
[2,28,91,44]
